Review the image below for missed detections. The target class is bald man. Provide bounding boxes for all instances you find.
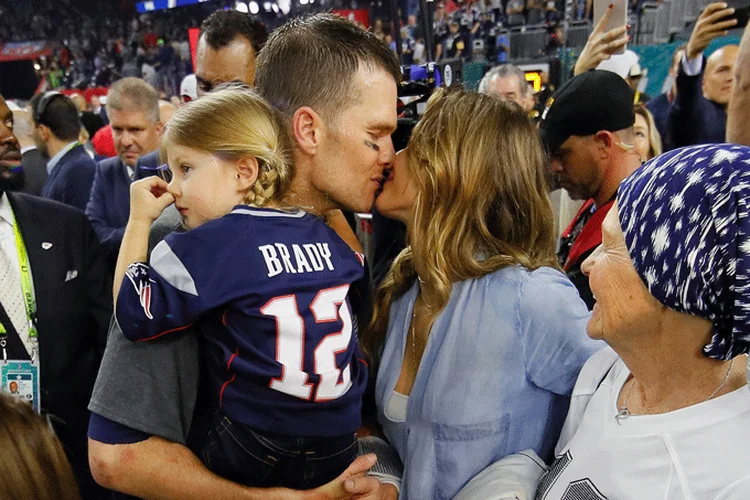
[158,99,176,124]
[727,20,750,144]
[670,2,739,147]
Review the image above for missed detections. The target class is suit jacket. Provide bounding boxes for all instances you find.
[646,92,673,152]
[41,144,97,212]
[669,63,727,148]
[134,149,161,180]
[86,157,131,271]
[0,192,112,496]
[20,148,48,196]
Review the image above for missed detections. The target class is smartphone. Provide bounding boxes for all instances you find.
[593,0,628,54]
[731,5,750,28]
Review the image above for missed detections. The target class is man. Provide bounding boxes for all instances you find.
[134,9,269,177]
[85,78,163,271]
[670,2,739,148]
[31,92,97,211]
[195,9,267,95]
[478,63,534,112]
[88,14,396,499]
[11,109,47,196]
[727,16,750,144]
[179,74,198,105]
[646,44,686,152]
[71,93,106,139]
[158,99,176,123]
[0,94,112,498]
[541,70,642,309]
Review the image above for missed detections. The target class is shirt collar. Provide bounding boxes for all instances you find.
[47,141,78,174]
[20,145,36,155]
[0,192,14,227]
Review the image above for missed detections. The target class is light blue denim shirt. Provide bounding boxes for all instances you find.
[376,266,602,500]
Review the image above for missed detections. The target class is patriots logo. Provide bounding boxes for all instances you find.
[125,263,154,319]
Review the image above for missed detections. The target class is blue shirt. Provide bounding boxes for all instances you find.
[116,206,368,438]
[376,266,602,499]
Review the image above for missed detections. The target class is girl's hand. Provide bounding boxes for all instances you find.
[129,177,175,225]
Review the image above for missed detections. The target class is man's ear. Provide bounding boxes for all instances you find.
[235,156,259,192]
[37,124,51,142]
[156,121,165,135]
[593,130,615,159]
[292,106,323,155]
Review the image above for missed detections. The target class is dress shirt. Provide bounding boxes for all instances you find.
[46,141,78,175]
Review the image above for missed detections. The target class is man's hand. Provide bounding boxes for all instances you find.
[687,2,738,60]
[574,5,629,76]
[129,177,174,225]
[304,454,382,500]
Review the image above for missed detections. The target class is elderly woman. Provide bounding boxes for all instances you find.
[532,144,750,498]
[361,89,602,499]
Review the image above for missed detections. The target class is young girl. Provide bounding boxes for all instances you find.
[113,86,367,489]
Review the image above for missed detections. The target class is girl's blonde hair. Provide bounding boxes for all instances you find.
[162,84,293,207]
[362,89,558,361]
[0,394,80,500]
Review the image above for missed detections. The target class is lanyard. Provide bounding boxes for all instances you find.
[0,213,38,362]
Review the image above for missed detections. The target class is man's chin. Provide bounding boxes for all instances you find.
[0,168,26,193]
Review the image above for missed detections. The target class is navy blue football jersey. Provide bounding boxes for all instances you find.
[116,206,367,437]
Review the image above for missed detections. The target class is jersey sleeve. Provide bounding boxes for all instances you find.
[516,268,604,396]
[116,228,237,342]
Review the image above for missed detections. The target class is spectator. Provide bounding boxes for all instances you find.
[541,70,642,309]
[439,20,470,60]
[0,92,112,500]
[195,10,268,95]
[633,104,662,161]
[85,77,162,272]
[0,393,80,500]
[506,0,526,27]
[179,73,198,105]
[527,0,544,25]
[670,2,738,148]
[91,125,116,158]
[646,44,686,152]
[10,109,48,196]
[30,92,97,212]
[158,99,176,123]
[727,21,750,144]
[479,64,534,112]
[573,5,629,76]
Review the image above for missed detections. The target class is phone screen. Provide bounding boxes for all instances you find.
[593,0,628,54]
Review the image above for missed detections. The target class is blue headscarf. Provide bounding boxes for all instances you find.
[617,144,750,360]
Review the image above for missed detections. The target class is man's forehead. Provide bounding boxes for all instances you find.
[196,38,255,82]
[0,96,10,119]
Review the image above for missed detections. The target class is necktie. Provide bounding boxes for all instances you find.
[0,243,30,356]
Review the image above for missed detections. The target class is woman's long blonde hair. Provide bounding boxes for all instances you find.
[362,89,558,361]
[0,394,80,500]
[162,84,293,207]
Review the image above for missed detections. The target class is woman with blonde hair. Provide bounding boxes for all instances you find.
[113,85,370,489]
[362,89,601,498]
[633,104,663,161]
[0,394,80,500]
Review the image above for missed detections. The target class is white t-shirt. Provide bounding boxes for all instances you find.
[536,348,750,500]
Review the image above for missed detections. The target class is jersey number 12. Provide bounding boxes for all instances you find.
[261,285,353,402]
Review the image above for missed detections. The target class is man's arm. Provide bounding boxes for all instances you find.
[88,436,382,500]
[727,22,750,144]
[80,211,114,354]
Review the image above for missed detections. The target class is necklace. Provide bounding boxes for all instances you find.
[615,357,735,424]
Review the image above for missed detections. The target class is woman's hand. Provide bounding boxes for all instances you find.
[129,177,174,225]
[574,5,629,76]
[303,454,382,500]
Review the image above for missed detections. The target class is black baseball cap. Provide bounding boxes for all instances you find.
[540,70,635,155]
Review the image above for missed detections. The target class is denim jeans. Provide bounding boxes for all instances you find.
[199,411,357,489]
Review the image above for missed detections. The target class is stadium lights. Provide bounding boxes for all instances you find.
[235,1,249,12]
[249,0,260,13]
[271,3,279,12]
[300,0,308,5]
[263,1,272,10]
[277,0,290,14]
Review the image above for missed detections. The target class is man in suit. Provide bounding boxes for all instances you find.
[86,78,163,271]
[0,94,112,498]
[30,92,97,211]
[669,2,739,148]
[10,109,47,196]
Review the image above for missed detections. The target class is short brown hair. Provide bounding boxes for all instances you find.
[107,77,160,123]
[0,394,80,500]
[255,14,401,122]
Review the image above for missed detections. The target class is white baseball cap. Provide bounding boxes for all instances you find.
[180,74,197,102]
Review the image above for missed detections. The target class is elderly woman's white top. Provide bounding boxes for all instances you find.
[536,347,750,500]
